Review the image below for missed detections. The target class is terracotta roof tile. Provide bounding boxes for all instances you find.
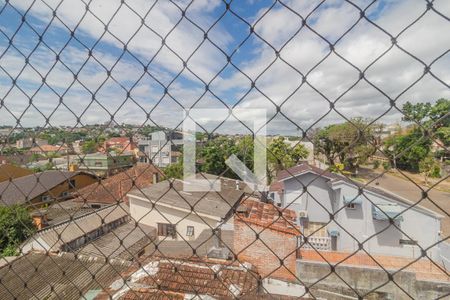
[73,164,162,205]
[237,199,300,235]
[95,257,260,299]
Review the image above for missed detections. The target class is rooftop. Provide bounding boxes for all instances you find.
[127,174,255,220]
[94,257,260,299]
[73,164,161,205]
[0,163,33,183]
[22,203,129,253]
[237,199,300,235]
[0,252,131,300]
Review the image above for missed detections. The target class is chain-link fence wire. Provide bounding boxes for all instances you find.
[0,0,449,299]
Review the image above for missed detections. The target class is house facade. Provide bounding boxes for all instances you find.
[0,171,98,207]
[75,152,135,177]
[273,163,442,259]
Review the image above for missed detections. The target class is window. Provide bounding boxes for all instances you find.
[69,179,76,189]
[157,223,176,238]
[186,226,194,237]
[94,161,103,167]
[346,203,356,209]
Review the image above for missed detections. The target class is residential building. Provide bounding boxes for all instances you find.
[0,163,33,183]
[75,152,135,177]
[102,136,136,153]
[127,175,302,283]
[138,130,183,167]
[16,137,48,149]
[127,175,248,242]
[72,140,85,154]
[272,163,443,259]
[29,144,69,155]
[72,164,162,208]
[0,171,97,207]
[21,203,130,253]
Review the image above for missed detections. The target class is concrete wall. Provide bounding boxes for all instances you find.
[297,260,450,300]
[129,197,220,241]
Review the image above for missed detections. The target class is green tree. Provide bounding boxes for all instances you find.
[419,154,440,185]
[267,137,309,180]
[315,118,377,170]
[0,205,35,256]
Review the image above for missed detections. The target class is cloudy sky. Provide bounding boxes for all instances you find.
[0,0,449,135]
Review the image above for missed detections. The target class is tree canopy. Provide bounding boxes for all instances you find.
[0,205,35,256]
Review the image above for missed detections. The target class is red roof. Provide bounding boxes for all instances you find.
[237,199,300,235]
[106,137,130,144]
[73,164,162,204]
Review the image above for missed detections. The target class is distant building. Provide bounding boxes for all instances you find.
[103,137,136,153]
[138,130,183,167]
[16,137,48,149]
[72,164,162,208]
[71,140,85,154]
[0,163,33,183]
[272,163,443,259]
[0,171,97,207]
[29,144,69,155]
[75,152,135,177]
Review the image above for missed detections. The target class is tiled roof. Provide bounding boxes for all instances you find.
[22,203,130,253]
[75,221,156,261]
[0,164,33,182]
[0,171,95,206]
[237,199,300,235]
[95,257,260,299]
[73,164,162,205]
[0,252,131,300]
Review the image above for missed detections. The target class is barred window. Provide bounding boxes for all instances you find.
[157,223,176,238]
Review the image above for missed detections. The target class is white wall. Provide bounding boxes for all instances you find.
[334,183,441,258]
[129,197,219,241]
[284,173,334,223]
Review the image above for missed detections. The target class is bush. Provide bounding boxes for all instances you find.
[430,165,441,178]
[0,205,35,257]
[382,162,391,171]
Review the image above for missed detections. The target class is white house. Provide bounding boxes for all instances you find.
[271,163,443,259]
[127,175,252,242]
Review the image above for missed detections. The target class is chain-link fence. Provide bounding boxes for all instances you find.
[0,0,449,299]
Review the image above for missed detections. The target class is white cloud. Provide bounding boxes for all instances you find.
[0,0,448,134]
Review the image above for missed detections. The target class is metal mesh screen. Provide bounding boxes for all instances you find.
[0,0,449,299]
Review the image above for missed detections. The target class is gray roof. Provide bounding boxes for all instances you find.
[0,252,130,300]
[0,170,95,206]
[22,203,130,253]
[75,221,155,260]
[127,174,251,220]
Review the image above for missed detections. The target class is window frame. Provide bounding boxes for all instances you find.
[186,226,195,237]
[157,223,176,238]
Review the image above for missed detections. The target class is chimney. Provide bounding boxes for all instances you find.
[32,211,48,230]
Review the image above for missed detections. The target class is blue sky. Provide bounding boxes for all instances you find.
[0,0,449,135]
